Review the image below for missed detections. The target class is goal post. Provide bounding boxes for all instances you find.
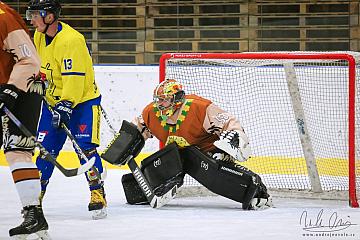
[159,52,359,208]
[283,62,322,193]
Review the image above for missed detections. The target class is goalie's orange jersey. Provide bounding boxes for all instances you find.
[137,94,243,153]
[0,2,40,91]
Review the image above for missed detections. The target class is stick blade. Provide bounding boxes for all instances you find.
[76,156,96,175]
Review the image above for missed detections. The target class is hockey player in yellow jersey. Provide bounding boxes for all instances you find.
[26,0,107,220]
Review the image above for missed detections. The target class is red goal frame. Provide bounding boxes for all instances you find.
[159,52,358,208]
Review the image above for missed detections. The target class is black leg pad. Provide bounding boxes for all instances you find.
[180,146,262,208]
[121,173,148,205]
[141,143,184,196]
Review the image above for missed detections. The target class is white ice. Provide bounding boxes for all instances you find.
[0,167,359,240]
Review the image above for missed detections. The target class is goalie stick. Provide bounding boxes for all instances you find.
[125,154,177,208]
[100,106,177,208]
[3,106,95,177]
[42,99,105,180]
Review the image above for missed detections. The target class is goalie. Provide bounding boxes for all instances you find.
[104,79,273,210]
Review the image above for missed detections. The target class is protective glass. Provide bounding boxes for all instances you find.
[25,10,47,20]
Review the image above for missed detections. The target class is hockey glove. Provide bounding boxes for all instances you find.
[52,100,73,128]
[213,130,252,162]
[0,84,20,111]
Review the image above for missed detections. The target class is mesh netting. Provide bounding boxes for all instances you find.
[162,52,359,203]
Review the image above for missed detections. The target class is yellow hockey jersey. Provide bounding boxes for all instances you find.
[33,22,100,107]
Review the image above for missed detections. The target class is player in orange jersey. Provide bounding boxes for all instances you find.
[0,1,50,239]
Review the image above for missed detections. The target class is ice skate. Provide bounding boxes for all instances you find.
[248,196,274,210]
[88,187,107,220]
[9,205,51,239]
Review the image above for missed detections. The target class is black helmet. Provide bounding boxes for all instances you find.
[28,0,61,20]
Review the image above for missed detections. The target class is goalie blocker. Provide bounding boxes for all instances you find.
[101,121,145,166]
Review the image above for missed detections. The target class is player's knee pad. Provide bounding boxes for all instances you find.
[180,146,265,209]
[121,143,184,204]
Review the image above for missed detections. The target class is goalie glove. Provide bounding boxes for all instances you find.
[213,130,251,162]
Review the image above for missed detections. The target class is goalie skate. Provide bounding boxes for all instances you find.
[150,185,178,208]
[248,196,274,210]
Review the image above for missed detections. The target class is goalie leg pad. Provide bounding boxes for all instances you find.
[121,173,149,205]
[101,120,145,166]
[180,146,265,209]
[141,143,184,196]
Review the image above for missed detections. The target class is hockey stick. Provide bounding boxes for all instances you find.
[125,154,177,208]
[99,105,117,135]
[3,106,95,177]
[99,107,177,208]
[42,99,105,180]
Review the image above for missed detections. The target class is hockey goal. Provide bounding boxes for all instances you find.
[159,52,360,208]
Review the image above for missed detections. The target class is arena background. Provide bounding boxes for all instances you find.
[8,0,360,64]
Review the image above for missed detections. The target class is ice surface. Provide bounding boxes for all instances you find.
[0,167,359,240]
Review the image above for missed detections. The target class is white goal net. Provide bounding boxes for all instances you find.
[159,52,360,207]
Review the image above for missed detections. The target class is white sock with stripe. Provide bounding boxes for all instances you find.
[10,162,41,207]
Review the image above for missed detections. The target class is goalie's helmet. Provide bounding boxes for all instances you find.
[27,0,61,20]
[153,79,185,117]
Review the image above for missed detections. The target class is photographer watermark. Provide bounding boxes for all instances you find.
[299,209,358,238]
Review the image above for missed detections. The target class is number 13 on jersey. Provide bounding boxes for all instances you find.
[64,59,72,70]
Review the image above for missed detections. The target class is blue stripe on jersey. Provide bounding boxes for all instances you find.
[61,72,86,76]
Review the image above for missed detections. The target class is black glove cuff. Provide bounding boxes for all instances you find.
[0,84,21,110]
[0,83,21,94]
